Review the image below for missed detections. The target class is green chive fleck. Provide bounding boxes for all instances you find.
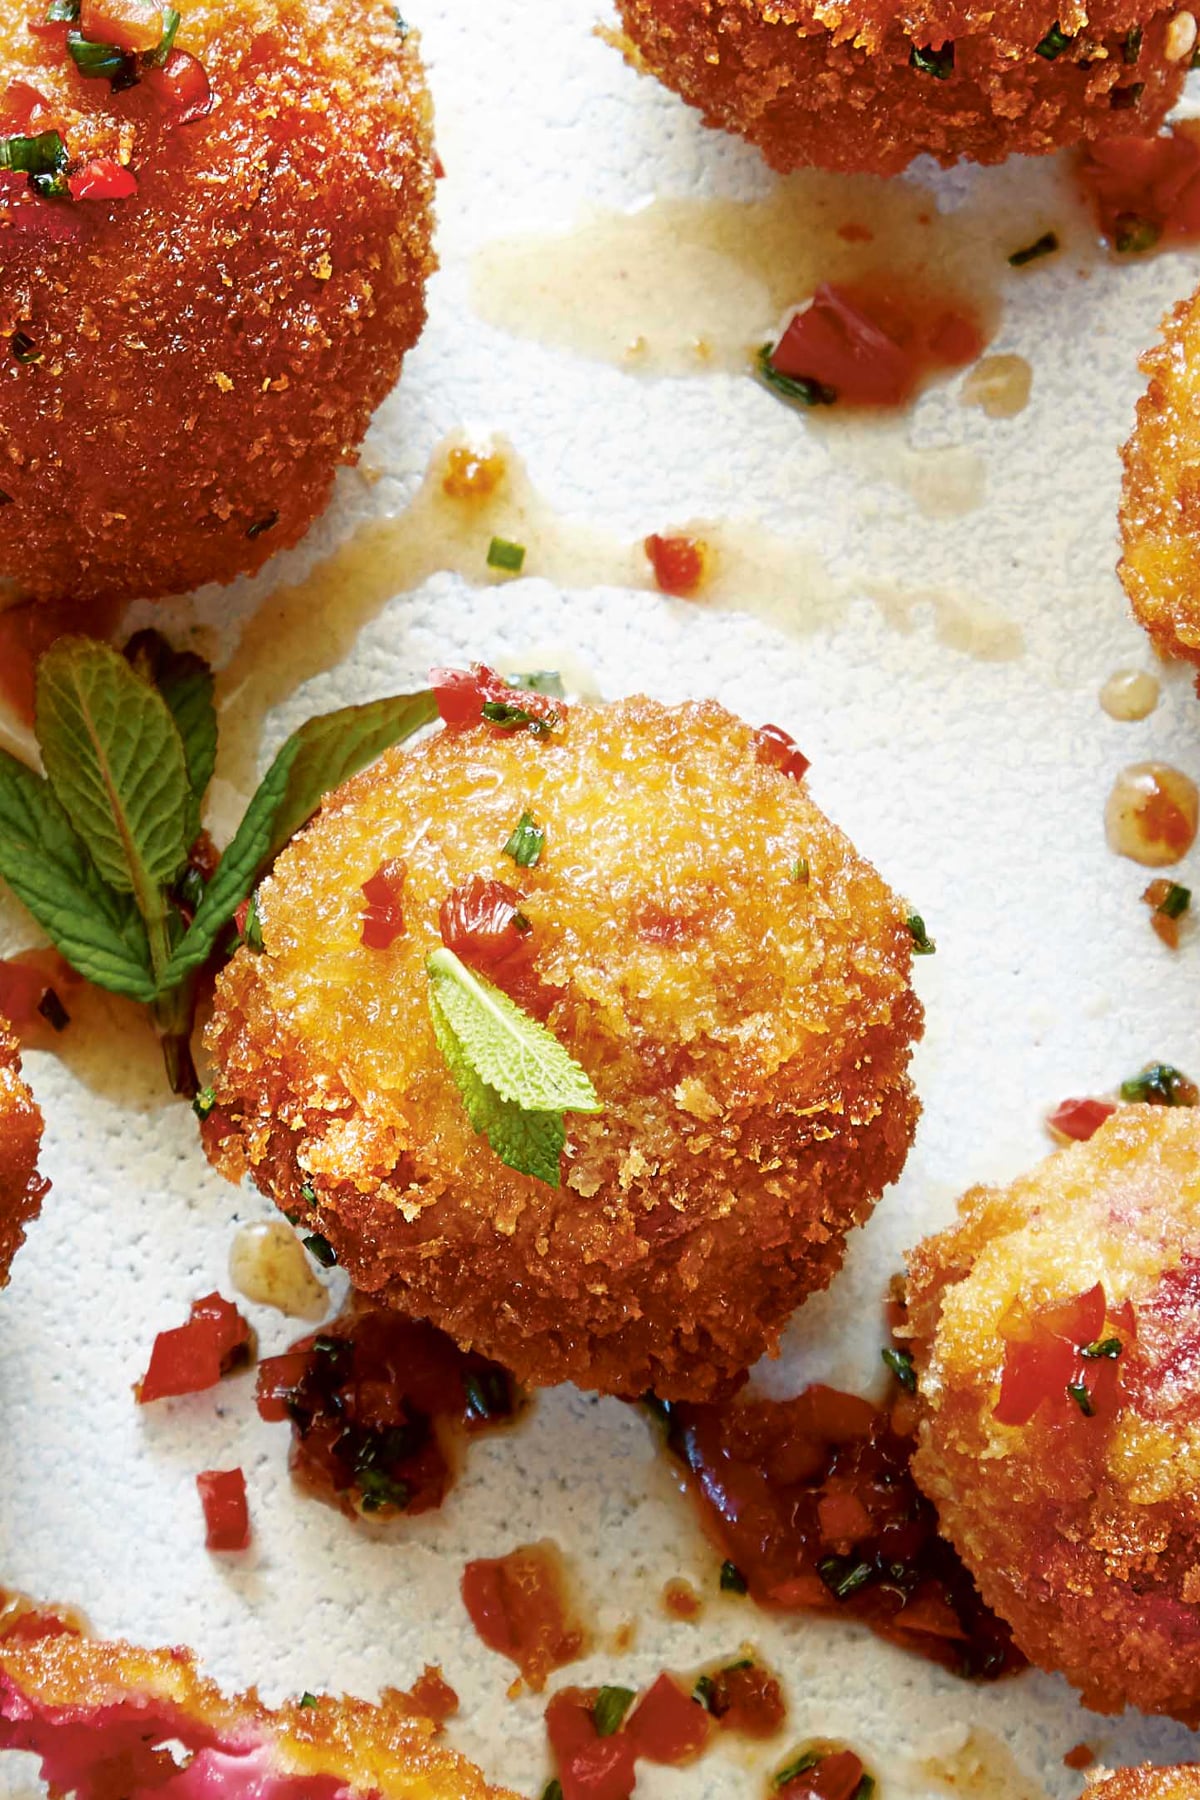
[192,1086,216,1121]
[540,1784,563,1800]
[909,40,955,76]
[1123,24,1143,60]
[719,1558,748,1593]
[1035,22,1072,57]
[10,332,41,366]
[791,857,810,884]
[755,343,838,408]
[693,1674,715,1710]
[882,1346,917,1392]
[1114,216,1161,255]
[1081,1336,1123,1361]
[487,536,526,574]
[774,1751,823,1790]
[907,913,936,955]
[303,1232,338,1267]
[1157,883,1191,921]
[0,131,68,177]
[1066,1380,1095,1417]
[818,1554,875,1600]
[1120,1062,1199,1107]
[358,1466,410,1512]
[66,31,134,80]
[298,1692,319,1709]
[503,810,545,868]
[480,698,558,736]
[593,1686,636,1737]
[1008,231,1060,267]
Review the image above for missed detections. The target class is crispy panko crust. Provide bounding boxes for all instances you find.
[1089,1772,1200,1799]
[612,0,1184,175]
[0,1021,46,1288]
[0,1596,516,1799]
[904,1108,1200,1724]
[203,696,922,1402]
[1120,287,1200,672]
[0,0,436,606]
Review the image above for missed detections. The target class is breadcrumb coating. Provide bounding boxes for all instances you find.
[0,1598,516,1799]
[905,1109,1200,1723]
[1089,1772,1200,1799]
[1121,287,1200,672]
[0,1021,46,1288]
[0,0,436,605]
[612,0,1184,175]
[204,696,922,1402]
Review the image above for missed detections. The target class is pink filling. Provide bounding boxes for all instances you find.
[0,1679,357,1800]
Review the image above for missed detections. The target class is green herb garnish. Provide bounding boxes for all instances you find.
[907,913,936,955]
[357,1465,410,1513]
[146,6,181,66]
[463,1367,512,1421]
[1123,24,1142,60]
[755,344,837,409]
[480,698,559,736]
[192,1086,216,1120]
[1008,231,1059,267]
[298,1692,319,1709]
[593,1686,635,1736]
[245,510,279,542]
[1114,216,1160,254]
[66,31,134,80]
[882,1346,917,1391]
[1035,22,1072,56]
[1066,1380,1095,1417]
[1157,883,1191,921]
[487,537,526,574]
[303,1233,338,1268]
[10,333,41,366]
[503,811,545,868]
[426,946,602,1187]
[774,1751,823,1789]
[817,1555,875,1600]
[0,131,68,176]
[1081,1336,1123,1361]
[791,857,810,884]
[693,1674,715,1709]
[540,1784,563,1800]
[719,1559,748,1593]
[1120,1062,1199,1106]
[910,40,955,75]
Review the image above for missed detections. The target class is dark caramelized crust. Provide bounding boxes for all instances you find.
[0,1021,46,1287]
[204,696,922,1402]
[0,0,436,605]
[612,0,1184,176]
[906,1109,1200,1724]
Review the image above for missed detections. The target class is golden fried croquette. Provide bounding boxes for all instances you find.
[1089,1772,1200,1799]
[905,1107,1200,1724]
[203,692,922,1402]
[0,1020,46,1288]
[0,1596,516,1799]
[0,0,435,606]
[1121,286,1200,672]
[612,0,1185,176]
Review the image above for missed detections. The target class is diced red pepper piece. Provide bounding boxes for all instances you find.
[995,1283,1118,1426]
[773,285,915,407]
[625,1674,710,1765]
[361,857,407,949]
[196,1468,249,1552]
[254,1348,312,1423]
[645,534,707,598]
[81,0,165,52]
[817,1487,874,1545]
[430,663,565,734]
[138,1293,252,1403]
[779,1749,867,1800]
[1047,1097,1117,1142]
[545,1690,638,1800]
[68,158,137,202]
[460,1545,584,1692]
[700,1661,787,1738]
[1079,129,1200,246]
[440,874,530,969]
[3,80,53,125]
[143,49,213,125]
[755,722,810,781]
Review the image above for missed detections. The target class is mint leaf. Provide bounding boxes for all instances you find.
[426,947,602,1115]
[429,987,565,1186]
[0,749,155,999]
[36,638,192,910]
[161,689,437,986]
[125,630,217,831]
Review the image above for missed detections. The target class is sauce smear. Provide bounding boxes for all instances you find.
[461,1542,586,1692]
[653,1380,1024,1679]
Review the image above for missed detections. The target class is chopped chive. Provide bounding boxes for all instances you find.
[791,857,810,884]
[774,1751,823,1789]
[1081,1336,1123,1361]
[298,1692,319,1709]
[145,5,181,66]
[755,343,838,408]
[513,909,533,934]
[503,810,545,868]
[10,332,41,366]
[853,1780,876,1800]
[358,1465,410,1512]
[693,1674,715,1709]
[1157,882,1191,921]
[487,536,526,574]
[909,40,955,76]
[463,1367,512,1421]
[1066,1380,1095,1417]
[1120,1062,1199,1106]
[1008,231,1059,267]
[882,1346,917,1392]
[299,1182,317,1203]
[907,913,936,955]
[719,1558,748,1593]
[45,0,81,17]
[245,510,279,541]
[394,7,409,35]
[480,698,559,736]
[1123,23,1142,60]
[1114,216,1160,255]
[593,1686,636,1736]
[1035,22,1072,57]
[303,1232,338,1267]
[818,1554,875,1600]
[192,1086,216,1120]
[66,30,135,79]
[0,131,67,176]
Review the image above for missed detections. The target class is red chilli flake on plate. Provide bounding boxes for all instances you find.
[196,1468,250,1552]
[360,857,407,949]
[546,1689,638,1800]
[68,158,137,202]
[644,533,708,597]
[755,723,810,781]
[995,1282,1134,1428]
[1046,1097,1117,1142]
[137,1294,252,1403]
[431,663,565,734]
[770,283,984,409]
[625,1675,710,1765]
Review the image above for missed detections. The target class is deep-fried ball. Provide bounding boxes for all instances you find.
[0,0,435,606]
[1089,1772,1200,1799]
[905,1107,1200,1724]
[1121,287,1200,672]
[611,0,1186,176]
[0,1596,516,1799]
[203,691,922,1402]
[0,1020,46,1288]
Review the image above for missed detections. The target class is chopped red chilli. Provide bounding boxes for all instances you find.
[360,857,407,949]
[440,874,531,969]
[143,48,212,122]
[756,723,811,781]
[1047,1097,1117,1142]
[460,1543,585,1692]
[995,1283,1133,1427]
[625,1675,710,1765]
[774,1746,870,1800]
[546,1688,638,1800]
[431,663,566,735]
[645,533,708,597]
[138,1293,252,1402]
[196,1468,250,1552]
[768,282,983,410]
[68,157,137,199]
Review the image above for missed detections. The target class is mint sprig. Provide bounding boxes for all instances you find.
[0,631,435,1095]
[426,946,601,1186]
